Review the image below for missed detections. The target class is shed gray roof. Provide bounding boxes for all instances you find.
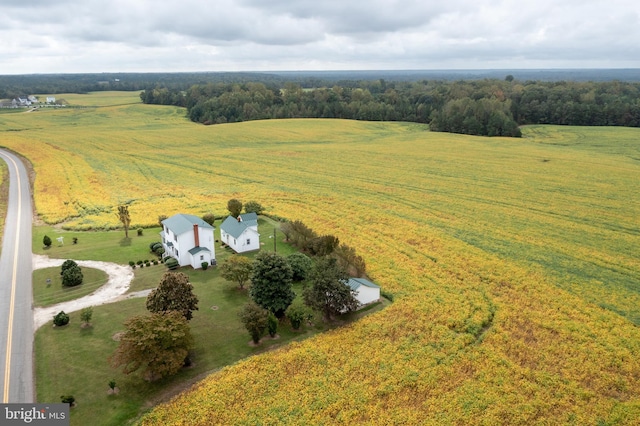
[162,214,214,235]
[344,278,380,291]
[220,213,258,239]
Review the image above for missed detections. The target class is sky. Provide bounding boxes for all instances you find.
[1,0,639,74]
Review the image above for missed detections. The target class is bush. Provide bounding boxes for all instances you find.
[239,302,268,344]
[202,213,216,226]
[80,307,93,325]
[53,311,70,326]
[129,261,135,267]
[137,228,144,236]
[165,257,179,270]
[381,290,394,302]
[149,241,161,251]
[286,303,307,330]
[43,235,52,248]
[62,265,83,287]
[60,259,78,275]
[151,242,163,253]
[201,261,209,270]
[60,395,75,405]
[267,312,278,337]
[137,260,143,265]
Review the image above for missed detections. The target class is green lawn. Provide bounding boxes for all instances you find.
[33,267,108,306]
[34,216,386,425]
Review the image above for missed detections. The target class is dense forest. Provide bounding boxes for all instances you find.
[2,71,640,137]
[140,78,640,137]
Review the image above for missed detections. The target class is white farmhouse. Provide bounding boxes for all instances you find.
[46,97,56,104]
[345,277,381,307]
[220,212,260,253]
[160,214,215,269]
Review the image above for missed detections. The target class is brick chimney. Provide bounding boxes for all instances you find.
[193,224,200,247]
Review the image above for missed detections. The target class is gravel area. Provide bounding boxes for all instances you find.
[32,254,140,330]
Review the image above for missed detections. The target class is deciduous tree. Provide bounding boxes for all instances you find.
[110,311,193,381]
[117,205,132,238]
[227,199,243,218]
[287,252,312,282]
[238,302,269,344]
[250,252,294,318]
[219,256,253,289]
[303,257,358,322]
[146,272,199,320]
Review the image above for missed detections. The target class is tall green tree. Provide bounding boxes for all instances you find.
[219,256,254,289]
[110,311,193,381]
[117,205,132,238]
[250,252,294,318]
[146,272,199,320]
[303,257,358,322]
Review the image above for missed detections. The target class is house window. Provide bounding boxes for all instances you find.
[174,233,177,242]
[176,250,179,257]
[246,238,251,245]
[200,255,204,260]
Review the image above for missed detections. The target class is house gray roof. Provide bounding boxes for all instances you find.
[162,214,214,235]
[345,278,380,291]
[220,213,258,239]
[188,246,211,255]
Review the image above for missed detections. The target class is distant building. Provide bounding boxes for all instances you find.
[46,97,56,104]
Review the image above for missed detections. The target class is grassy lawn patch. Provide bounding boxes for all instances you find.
[33,226,164,265]
[33,267,108,307]
[35,249,388,426]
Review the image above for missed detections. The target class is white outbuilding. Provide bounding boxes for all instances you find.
[219,212,260,253]
[345,277,381,307]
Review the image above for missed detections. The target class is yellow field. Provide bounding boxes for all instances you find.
[1,92,640,424]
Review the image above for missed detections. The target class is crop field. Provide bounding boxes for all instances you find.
[1,92,640,424]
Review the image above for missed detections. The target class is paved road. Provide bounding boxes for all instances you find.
[0,149,34,403]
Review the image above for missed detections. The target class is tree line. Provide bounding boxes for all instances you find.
[141,78,640,137]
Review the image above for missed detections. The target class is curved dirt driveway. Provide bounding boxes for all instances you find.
[32,254,148,330]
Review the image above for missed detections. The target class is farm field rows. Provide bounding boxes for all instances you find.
[1,92,639,424]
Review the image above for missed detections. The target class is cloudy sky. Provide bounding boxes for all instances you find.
[1,0,639,74]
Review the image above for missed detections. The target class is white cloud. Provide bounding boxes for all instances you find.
[0,0,639,73]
